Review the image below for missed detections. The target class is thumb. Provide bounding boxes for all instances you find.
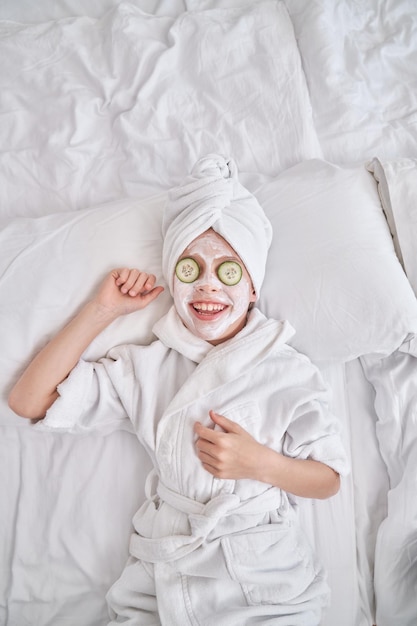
[141,286,165,304]
[209,410,241,434]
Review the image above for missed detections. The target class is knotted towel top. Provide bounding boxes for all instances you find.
[161,154,273,297]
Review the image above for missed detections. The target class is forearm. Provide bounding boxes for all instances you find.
[9,268,164,420]
[256,445,340,500]
[8,301,117,419]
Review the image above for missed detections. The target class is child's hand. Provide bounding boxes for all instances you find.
[93,268,164,318]
[195,411,341,498]
[194,410,264,480]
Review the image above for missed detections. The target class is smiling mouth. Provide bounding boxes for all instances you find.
[191,302,227,316]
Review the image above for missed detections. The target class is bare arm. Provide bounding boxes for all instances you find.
[8,269,164,420]
[194,411,340,500]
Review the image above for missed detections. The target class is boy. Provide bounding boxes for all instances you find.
[9,155,348,625]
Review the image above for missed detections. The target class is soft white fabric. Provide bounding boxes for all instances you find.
[40,308,349,477]
[0,0,187,21]
[108,523,329,626]
[367,158,406,267]
[287,0,417,164]
[344,358,389,623]
[368,158,417,296]
[0,0,320,221]
[162,154,273,296]
[255,159,417,361]
[2,2,417,623]
[39,307,348,623]
[153,305,212,364]
[1,196,172,430]
[361,347,417,626]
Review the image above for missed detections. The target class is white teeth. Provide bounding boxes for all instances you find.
[193,303,225,312]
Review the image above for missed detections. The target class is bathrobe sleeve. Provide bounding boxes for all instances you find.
[36,345,138,436]
[279,351,350,477]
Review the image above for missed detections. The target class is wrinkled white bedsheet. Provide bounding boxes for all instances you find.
[0,0,319,220]
[360,157,417,626]
[361,339,417,626]
[288,0,417,164]
[2,0,415,174]
[1,1,417,626]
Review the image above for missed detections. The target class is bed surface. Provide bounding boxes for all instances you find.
[1,2,417,625]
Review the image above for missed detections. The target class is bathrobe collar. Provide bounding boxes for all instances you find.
[153,305,213,363]
[153,305,296,417]
[152,305,295,364]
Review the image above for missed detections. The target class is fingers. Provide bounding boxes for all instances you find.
[194,426,227,475]
[195,423,241,479]
[112,268,161,297]
[194,412,256,479]
[194,413,244,446]
[209,410,243,434]
[194,420,219,443]
[194,419,233,459]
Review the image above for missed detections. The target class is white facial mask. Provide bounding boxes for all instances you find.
[173,230,255,344]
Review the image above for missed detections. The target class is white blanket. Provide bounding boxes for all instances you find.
[0,0,319,220]
[288,0,417,164]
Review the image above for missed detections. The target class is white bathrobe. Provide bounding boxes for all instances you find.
[41,307,349,626]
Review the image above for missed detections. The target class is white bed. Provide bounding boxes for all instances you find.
[1,1,417,625]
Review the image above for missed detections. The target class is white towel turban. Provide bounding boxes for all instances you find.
[161,154,273,298]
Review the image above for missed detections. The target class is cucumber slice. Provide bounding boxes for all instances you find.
[217,261,242,286]
[175,257,200,283]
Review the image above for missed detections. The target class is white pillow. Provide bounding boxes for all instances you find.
[1,196,171,427]
[0,0,320,220]
[367,158,417,297]
[257,160,417,362]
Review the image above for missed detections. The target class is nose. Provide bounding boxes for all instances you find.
[196,280,220,293]
[196,270,221,293]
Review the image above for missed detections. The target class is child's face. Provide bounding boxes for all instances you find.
[173,229,256,345]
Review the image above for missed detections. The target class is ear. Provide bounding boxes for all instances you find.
[250,286,257,303]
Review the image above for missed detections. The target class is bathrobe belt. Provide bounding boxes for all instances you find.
[129,475,284,563]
